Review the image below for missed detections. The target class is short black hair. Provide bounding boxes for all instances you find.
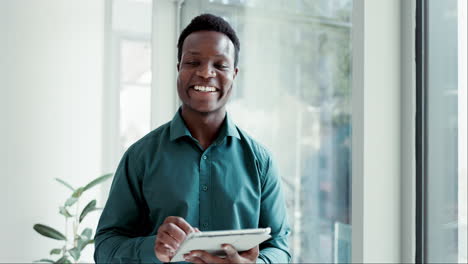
[177,13,240,67]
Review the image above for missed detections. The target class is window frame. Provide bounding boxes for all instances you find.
[351,0,416,262]
[415,0,427,262]
[150,0,181,128]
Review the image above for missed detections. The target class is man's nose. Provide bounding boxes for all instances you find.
[196,64,216,78]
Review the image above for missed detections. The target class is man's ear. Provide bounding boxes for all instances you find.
[233,67,239,79]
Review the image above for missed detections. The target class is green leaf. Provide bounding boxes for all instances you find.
[77,237,86,251]
[34,259,54,263]
[81,228,92,239]
[69,247,80,261]
[78,238,94,251]
[50,248,61,255]
[59,206,73,218]
[64,197,78,207]
[33,224,66,241]
[79,200,97,223]
[54,256,69,264]
[55,178,74,191]
[71,187,85,198]
[83,173,113,192]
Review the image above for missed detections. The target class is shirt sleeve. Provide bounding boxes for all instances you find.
[257,155,292,263]
[94,147,161,264]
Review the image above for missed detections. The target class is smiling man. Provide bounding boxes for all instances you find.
[94,14,291,264]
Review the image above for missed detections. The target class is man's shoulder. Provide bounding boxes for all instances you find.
[236,127,272,166]
[235,127,277,180]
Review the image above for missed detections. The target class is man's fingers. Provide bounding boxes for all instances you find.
[187,256,207,264]
[240,245,260,259]
[158,242,174,256]
[154,241,174,262]
[157,231,179,251]
[163,216,195,235]
[160,222,188,243]
[186,250,226,264]
[155,217,196,263]
[155,217,196,262]
[222,244,242,262]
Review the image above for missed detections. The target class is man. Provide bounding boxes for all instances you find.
[94,14,290,263]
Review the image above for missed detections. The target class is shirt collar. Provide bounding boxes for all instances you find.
[169,109,192,141]
[169,108,241,142]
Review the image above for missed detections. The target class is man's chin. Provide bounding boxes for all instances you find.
[194,108,220,116]
[184,104,224,115]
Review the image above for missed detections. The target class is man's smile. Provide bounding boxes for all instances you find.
[188,85,221,99]
[192,85,219,92]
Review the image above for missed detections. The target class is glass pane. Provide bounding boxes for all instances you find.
[426,0,467,262]
[206,0,351,21]
[181,1,352,262]
[119,40,152,150]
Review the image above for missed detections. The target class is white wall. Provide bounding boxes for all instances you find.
[1,0,105,262]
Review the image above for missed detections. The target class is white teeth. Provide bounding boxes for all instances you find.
[194,86,216,92]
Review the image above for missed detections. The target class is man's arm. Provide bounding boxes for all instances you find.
[257,156,292,264]
[94,148,160,264]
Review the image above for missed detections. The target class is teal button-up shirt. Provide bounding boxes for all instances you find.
[94,110,291,263]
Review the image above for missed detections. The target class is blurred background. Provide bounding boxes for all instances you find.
[0,0,465,263]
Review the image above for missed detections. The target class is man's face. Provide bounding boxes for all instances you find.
[177,31,238,115]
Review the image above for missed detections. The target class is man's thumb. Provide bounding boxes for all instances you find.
[222,244,238,258]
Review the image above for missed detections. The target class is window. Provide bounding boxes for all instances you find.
[104,0,153,163]
[181,1,352,262]
[101,0,153,199]
[418,0,467,262]
[119,39,152,150]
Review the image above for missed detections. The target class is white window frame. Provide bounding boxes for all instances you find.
[151,0,182,128]
[351,0,416,262]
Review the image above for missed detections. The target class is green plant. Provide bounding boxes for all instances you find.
[33,173,113,264]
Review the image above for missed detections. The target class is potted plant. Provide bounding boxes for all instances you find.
[33,173,113,264]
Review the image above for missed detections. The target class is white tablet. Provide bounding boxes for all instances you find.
[170,227,271,262]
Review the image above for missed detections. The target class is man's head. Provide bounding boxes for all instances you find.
[177,14,240,67]
[176,14,240,115]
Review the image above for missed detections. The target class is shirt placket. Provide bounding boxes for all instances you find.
[199,150,211,230]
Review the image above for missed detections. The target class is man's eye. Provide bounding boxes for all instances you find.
[216,64,229,69]
[185,61,199,66]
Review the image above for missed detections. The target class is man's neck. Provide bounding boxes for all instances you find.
[180,106,226,150]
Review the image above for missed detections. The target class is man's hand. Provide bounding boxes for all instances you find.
[183,244,259,264]
[154,216,199,262]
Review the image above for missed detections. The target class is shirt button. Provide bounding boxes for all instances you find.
[202,185,208,191]
[202,155,207,160]
[203,223,208,228]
